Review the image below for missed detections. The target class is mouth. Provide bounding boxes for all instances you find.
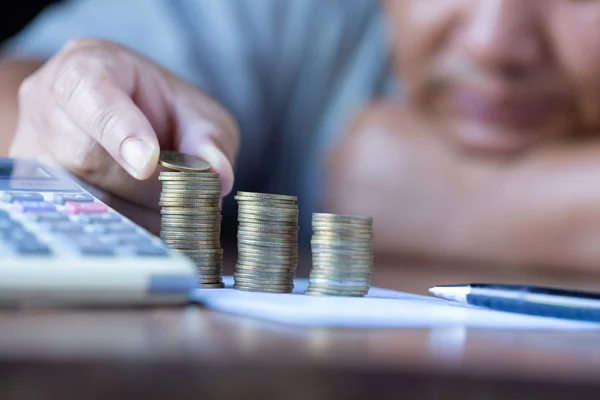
[447,87,568,128]
[444,78,568,129]
[429,80,574,153]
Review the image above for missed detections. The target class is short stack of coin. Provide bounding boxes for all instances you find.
[158,151,224,288]
[305,213,374,297]
[234,191,299,293]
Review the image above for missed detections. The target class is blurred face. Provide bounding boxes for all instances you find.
[385,0,600,154]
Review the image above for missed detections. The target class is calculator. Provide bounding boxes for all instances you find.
[0,157,197,307]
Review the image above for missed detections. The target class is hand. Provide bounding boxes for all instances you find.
[9,39,239,233]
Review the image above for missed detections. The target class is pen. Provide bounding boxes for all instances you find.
[428,283,600,323]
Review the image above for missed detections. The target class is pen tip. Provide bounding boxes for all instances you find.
[428,285,469,303]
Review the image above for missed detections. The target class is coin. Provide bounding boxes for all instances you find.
[158,168,224,288]
[233,285,293,294]
[159,172,220,179]
[159,151,212,172]
[305,212,374,297]
[312,212,373,224]
[233,191,300,293]
[235,191,297,202]
[198,283,225,289]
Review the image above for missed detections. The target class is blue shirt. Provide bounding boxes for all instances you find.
[2,0,395,238]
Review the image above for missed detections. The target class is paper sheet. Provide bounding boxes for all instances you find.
[192,276,600,330]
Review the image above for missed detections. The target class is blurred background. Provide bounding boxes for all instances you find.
[0,1,58,45]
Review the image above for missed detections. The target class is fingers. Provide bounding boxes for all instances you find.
[170,82,240,197]
[47,41,160,179]
[12,37,241,215]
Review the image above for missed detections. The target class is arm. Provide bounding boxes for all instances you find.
[0,59,44,155]
[325,103,600,273]
[460,140,600,272]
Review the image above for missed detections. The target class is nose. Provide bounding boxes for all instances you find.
[462,0,543,70]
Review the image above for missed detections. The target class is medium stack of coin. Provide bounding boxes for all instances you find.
[158,151,224,288]
[305,213,374,297]
[234,191,299,293]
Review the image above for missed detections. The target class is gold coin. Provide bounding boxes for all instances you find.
[312,222,373,231]
[233,285,293,294]
[237,202,299,211]
[312,212,372,224]
[311,232,373,240]
[198,283,225,289]
[233,279,293,289]
[237,248,299,257]
[237,225,299,235]
[159,172,220,180]
[159,151,212,172]
[235,191,297,202]
[234,271,296,280]
[237,231,297,241]
[235,261,297,271]
[161,209,221,215]
[237,215,298,224]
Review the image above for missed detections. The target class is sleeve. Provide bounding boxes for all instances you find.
[1,0,199,81]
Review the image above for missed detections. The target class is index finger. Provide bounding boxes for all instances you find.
[52,46,159,179]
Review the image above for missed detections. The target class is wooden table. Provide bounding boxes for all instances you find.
[2,248,600,399]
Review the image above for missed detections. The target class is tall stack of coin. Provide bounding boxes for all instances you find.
[158,151,224,288]
[234,191,299,293]
[305,213,373,297]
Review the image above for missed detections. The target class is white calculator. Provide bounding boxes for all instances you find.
[0,157,197,307]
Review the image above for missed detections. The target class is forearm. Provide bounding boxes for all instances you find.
[0,58,44,156]
[453,141,600,272]
[327,132,600,272]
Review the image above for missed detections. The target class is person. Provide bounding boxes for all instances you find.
[0,0,388,239]
[1,0,600,273]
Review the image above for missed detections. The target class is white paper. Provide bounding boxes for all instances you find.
[192,276,600,330]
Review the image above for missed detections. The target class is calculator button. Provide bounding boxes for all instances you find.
[78,243,115,256]
[64,201,108,215]
[90,223,137,234]
[78,213,121,223]
[33,213,71,223]
[69,235,115,256]
[12,201,56,213]
[47,221,85,234]
[134,243,169,257]
[0,218,17,230]
[0,224,27,241]
[2,192,43,203]
[114,234,153,246]
[9,240,52,256]
[52,193,94,205]
[7,227,35,242]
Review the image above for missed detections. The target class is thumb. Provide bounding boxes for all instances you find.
[170,86,240,197]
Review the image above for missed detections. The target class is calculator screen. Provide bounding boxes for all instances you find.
[0,158,81,192]
[0,164,56,181]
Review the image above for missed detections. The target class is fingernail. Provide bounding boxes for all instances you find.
[197,144,222,167]
[197,144,233,194]
[121,138,153,177]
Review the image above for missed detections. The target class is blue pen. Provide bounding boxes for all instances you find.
[429,283,600,323]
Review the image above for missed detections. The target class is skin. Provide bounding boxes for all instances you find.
[326,0,600,272]
[2,1,600,271]
[0,39,239,233]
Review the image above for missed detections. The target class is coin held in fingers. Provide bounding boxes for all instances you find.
[159,151,212,172]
